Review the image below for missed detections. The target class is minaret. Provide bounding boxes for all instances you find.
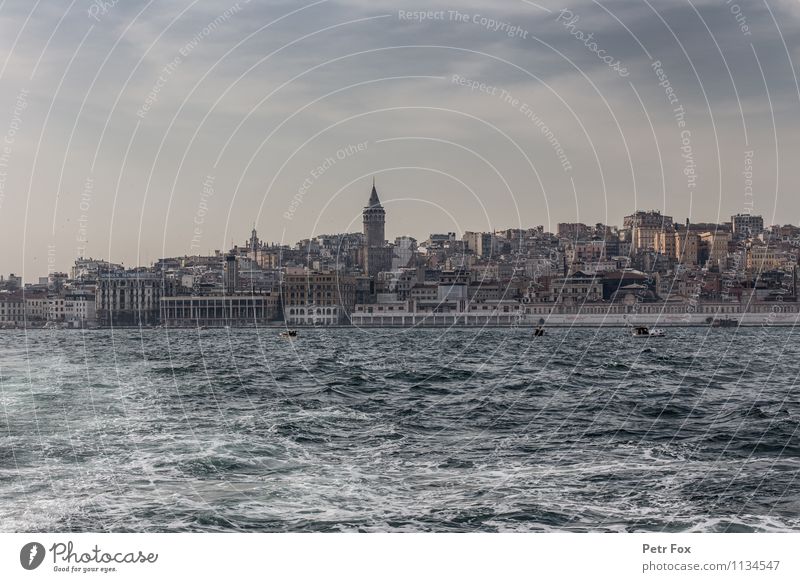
[363,178,385,248]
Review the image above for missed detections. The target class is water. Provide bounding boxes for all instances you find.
[1,326,798,532]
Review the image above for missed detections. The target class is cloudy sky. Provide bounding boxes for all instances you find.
[1,0,800,277]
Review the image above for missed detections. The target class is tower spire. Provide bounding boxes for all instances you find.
[368,177,381,208]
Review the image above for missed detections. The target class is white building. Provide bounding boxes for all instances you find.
[47,297,66,321]
[24,295,48,322]
[283,304,341,326]
[351,299,523,326]
[64,294,97,327]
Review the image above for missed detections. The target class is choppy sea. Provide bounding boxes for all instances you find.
[0,327,798,532]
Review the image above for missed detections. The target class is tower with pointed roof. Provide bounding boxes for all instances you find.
[363,178,385,248]
[360,179,392,276]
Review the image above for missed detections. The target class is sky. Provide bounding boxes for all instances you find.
[1,0,800,279]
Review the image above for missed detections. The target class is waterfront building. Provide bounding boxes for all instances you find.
[47,296,66,321]
[24,293,47,323]
[468,284,505,302]
[283,304,343,326]
[550,272,604,304]
[281,270,356,325]
[351,298,524,326]
[0,293,25,327]
[160,293,279,327]
[97,272,172,326]
[64,294,97,327]
[600,270,652,301]
[408,283,438,302]
[350,294,800,327]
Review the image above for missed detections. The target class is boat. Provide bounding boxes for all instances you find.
[632,326,665,337]
[711,318,738,328]
[279,329,298,339]
[533,326,545,337]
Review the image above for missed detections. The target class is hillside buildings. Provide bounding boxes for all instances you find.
[2,190,798,329]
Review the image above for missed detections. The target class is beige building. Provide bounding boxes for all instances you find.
[699,232,731,269]
[566,240,607,264]
[462,231,495,258]
[746,244,783,271]
[624,211,674,252]
[653,231,677,259]
[674,231,699,266]
[550,273,604,304]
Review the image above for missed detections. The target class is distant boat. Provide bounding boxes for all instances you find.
[632,326,665,337]
[279,329,298,339]
[711,318,738,328]
[534,326,545,337]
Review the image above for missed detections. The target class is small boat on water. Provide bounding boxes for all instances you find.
[632,326,665,337]
[279,329,298,339]
[533,326,545,337]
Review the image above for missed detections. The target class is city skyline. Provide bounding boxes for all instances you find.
[2,194,789,284]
